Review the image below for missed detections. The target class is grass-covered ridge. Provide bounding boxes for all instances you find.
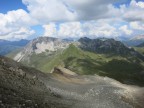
[51,44,144,86]
[9,44,144,86]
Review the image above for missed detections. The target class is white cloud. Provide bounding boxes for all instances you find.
[23,0,144,39]
[43,21,120,38]
[21,0,144,24]
[0,9,36,40]
[22,0,117,22]
[119,25,133,35]
[22,0,144,23]
[0,0,144,40]
[22,0,77,22]
[43,23,57,36]
[43,22,84,38]
[136,1,144,8]
[58,22,84,38]
[82,21,120,38]
[130,21,144,30]
[121,0,144,21]
[0,27,35,40]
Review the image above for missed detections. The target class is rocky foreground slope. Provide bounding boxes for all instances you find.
[0,56,144,108]
[0,56,69,108]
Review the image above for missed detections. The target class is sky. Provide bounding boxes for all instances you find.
[0,0,144,40]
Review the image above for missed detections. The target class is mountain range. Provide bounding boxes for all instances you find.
[0,39,29,55]
[7,36,144,86]
[1,36,144,107]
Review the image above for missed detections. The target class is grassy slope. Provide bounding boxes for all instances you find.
[134,47,144,55]
[42,44,144,86]
[8,44,144,86]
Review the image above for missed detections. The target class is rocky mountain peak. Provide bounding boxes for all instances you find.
[14,36,71,62]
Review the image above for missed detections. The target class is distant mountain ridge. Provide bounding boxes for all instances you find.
[12,36,144,64]
[137,42,144,47]
[123,35,144,47]
[130,35,144,41]
[0,39,29,46]
[0,39,29,55]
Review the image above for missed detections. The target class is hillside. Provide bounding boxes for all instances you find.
[13,37,71,62]
[59,44,144,86]
[9,37,144,86]
[134,47,144,56]
[0,56,73,108]
[137,42,144,47]
[134,42,144,56]
[11,44,144,86]
[1,56,144,108]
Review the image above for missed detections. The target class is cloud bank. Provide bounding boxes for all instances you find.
[0,0,144,40]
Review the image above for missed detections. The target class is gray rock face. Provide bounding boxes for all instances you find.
[78,37,144,60]
[78,37,134,55]
[14,37,71,62]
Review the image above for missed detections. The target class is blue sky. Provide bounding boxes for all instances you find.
[0,0,27,13]
[0,0,144,40]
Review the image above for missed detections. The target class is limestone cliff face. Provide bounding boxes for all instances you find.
[14,37,71,62]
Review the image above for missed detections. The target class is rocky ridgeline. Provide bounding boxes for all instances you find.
[78,37,144,60]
